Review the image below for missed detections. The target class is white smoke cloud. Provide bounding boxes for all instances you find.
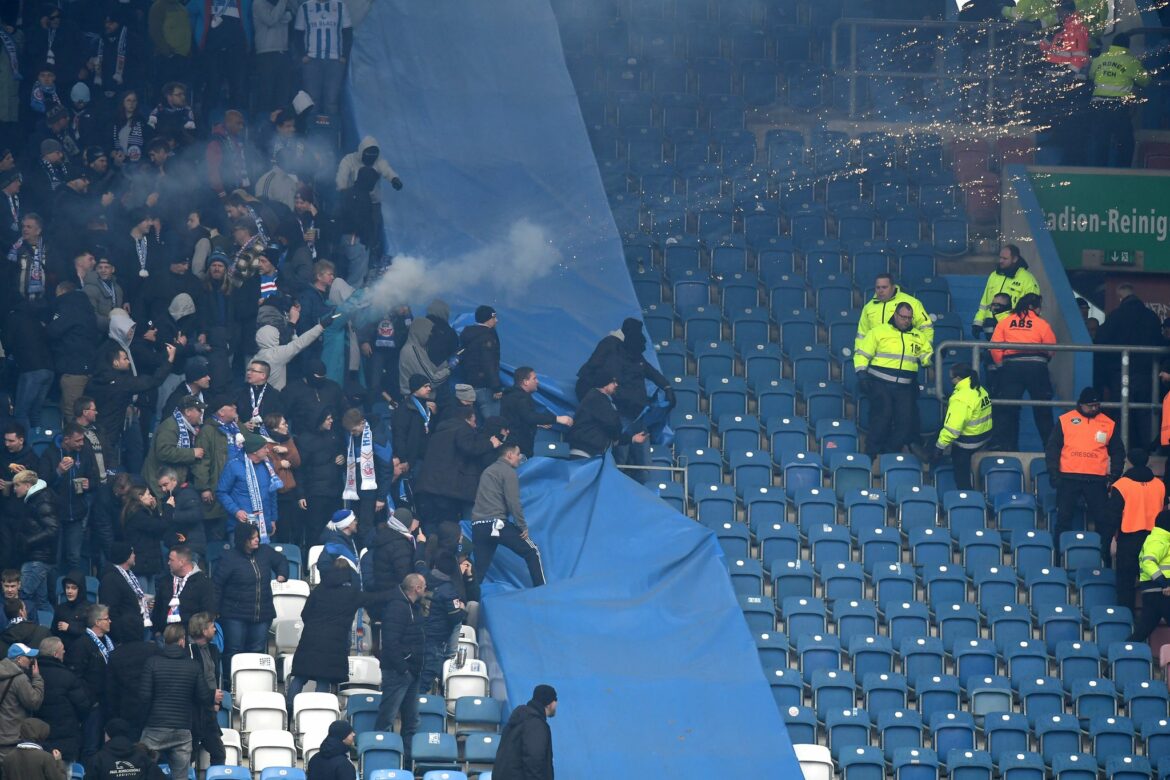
[357,219,563,315]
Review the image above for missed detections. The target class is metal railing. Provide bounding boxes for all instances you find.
[829,17,1033,121]
[618,463,690,513]
[932,339,1169,449]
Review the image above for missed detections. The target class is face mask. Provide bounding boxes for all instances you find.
[361,147,379,166]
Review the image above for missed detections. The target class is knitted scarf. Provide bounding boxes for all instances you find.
[243,457,272,543]
[86,628,114,663]
[166,566,199,623]
[114,564,151,627]
[410,396,431,434]
[214,415,243,457]
[93,26,127,87]
[343,422,375,501]
[173,408,195,449]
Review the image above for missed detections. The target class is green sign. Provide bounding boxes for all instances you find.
[1028,170,1170,271]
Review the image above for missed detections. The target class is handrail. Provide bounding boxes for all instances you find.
[619,463,690,514]
[931,339,1169,449]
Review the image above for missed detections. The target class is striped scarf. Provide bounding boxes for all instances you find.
[173,409,196,449]
[93,26,127,87]
[243,457,272,543]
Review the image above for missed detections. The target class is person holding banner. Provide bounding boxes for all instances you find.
[211,523,288,688]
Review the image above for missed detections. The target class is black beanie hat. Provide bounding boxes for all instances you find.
[475,305,497,323]
[532,684,557,707]
[109,541,134,565]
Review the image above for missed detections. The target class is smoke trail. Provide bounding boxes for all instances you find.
[357,219,563,314]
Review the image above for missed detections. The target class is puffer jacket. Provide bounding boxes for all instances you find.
[369,523,425,594]
[294,407,343,497]
[140,643,212,730]
[212,546,289,622]
[254,322,324,390]
[291,566,387,684]
[34,655,90,760]
[378,586,424,674]
[0,657,45,750]
[23,480,61,564]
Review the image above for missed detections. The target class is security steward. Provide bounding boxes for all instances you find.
[1109,448,1165,610]
[989,293,1056,451]
[1087,32,1149,167]
[972,244,1040,338]
[855,273,933,354]
[929,363,992,491]
[854,301,930,457]
[1129,510,1170,643]
[1046,387,1126,565]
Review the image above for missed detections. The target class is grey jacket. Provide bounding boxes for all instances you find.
[83,274,125,334]
[252,0,293,54]
[472,458,526,532]
[397,317,451,396]
[0,658,45,753]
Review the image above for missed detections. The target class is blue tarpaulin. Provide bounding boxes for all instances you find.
[476,455,801,777]
[348,0,644,407]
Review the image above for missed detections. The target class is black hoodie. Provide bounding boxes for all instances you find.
[84,735,164,780]
[306,734,354,780]
[459,322,501,390]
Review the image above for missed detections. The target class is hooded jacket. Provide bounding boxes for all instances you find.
[414,416,498,503]
[306,733,357,780]
[254,322,325,390]
[335,136,399,199]
[972,258,1041,325]
[292,566,387,682]
[424,299,459,366]
[0,657,45,750]
[370,520,426,594]
[83,733,160,780]
[398,317,452,396]
[45,289,102,376]
[575,319,667,418]
[494,699,555,780]
[51,570,89,641]
[0,718,65,779]
[460,321,502,390]
[82,274,126,334]
[294,405,343,497]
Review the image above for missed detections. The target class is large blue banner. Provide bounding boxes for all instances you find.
[348,0,644,405]
[478,456,801,778]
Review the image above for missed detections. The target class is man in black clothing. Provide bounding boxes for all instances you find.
[85,342,176,470]
[460,304,502,420]
[97,542,150,645]
[65,604,113,759]
[150,546,215,631]
[46,279,102,430]
[568,376,646,460]
[374,573,425,764]
[282,359,343,434]
[160,358,211,418]
[139,623,212,780]
[1096,283,1164,443]
[39,423,100,571]
[495,684,557,780]
[105,637,158,740]
[424,299,459,369]
[84,718,162,780]
[35,635,90,763]
[500,367,574,458]
[237,359,283,431]
[391,374,434,486]
[186,612,225,768]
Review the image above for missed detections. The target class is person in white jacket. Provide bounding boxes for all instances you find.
[335,135,402,203]
[254,307,341,390]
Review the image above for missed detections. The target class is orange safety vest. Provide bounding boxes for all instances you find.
[1040,13,1090,70]
[1162,390,1170,446]
[1058,409,1115,477]
[989,310,1057,365]
[1115,476,1166,533]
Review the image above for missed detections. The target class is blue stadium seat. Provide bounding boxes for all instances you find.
[1071,676,1118,722]
[929,710,975,761]
[1019,676,1065,724]
[681,305,722,349]
[973,566,1017,613]
[1109,642,1154,691]
[932,215,969,256]
[767,665,803,710]
[756,631,789,669]
[653,338,686,378]
[1105,755,1151,780]
[694,341,734,380]
[959,528,1003,571]
[781,705,818,744]
[915,673,961,720]
[726,557,765,596]
[941,490,986,536]
[741,343,783,385]
[704,375,749,419]
[1076,568,1117,613]
[908,527,951,568]
[826,311,861,358]
[834,599,880,638]
[793,488,836,535]
[892,747,938,780]
[900,636,945,688]
[979,456,1024,498]
[1056,641,1101,690]
[1143,718,1170,767]
[989,605,1034,652]
[739,595,775,635]
[871,562,915,610]
[850,635,895,680]
[829,452,871,496]
[878,709,924,762]
[862,670,907,712]
[823,561,866,602]
[744,485,786,533]
[782,451,823,495]
[806,389,848,429]
[713,521,750,559]
[654,480,685,513]
[1091,605,1134,648]
[1050,753,1097,780]
[777,309,817,353]
[757,519,799,568]
[1024,568,1070,609]
[808,522,851,567]
[357,733,405,776]
[997,751,1046,780]
[673,412,712,452]
[967,674,1013,718]
[1089,715,1136,756]
[718,414,761,454]
[758,381,799,422]
[879,454,923,495]
[952,638,998,687]
[1125,679,1170,726]
[348,694,382,734]
[948,750,993,780]
[781,596,828,639]
[1037,603,1082,653]
[790,345,833,385]
[826,707,872,759]
[857,526,900,575]
[766,274,806,315]
[729,449,772,497]
[680,448,723,492]
[896,485,939,534]
[1010,529,1053,572]
[921,565,965,610]
[668,375,702,415]
[1035,713,1081,764]
[885,601,930,646]
[728,307,769,350]
[839,745,886,780]
[796,633,842,683]
[844,489,888,537]
[985,712,1032,765]
[1059,531,1101,570]
[995,493,1039,538]
[812,668,857,720]
[772,559,816,602]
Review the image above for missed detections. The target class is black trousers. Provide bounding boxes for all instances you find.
[1116,530,1149,611]
[416,492,467,568]
[992,361,1054,451]
[865,379,917,456]
[193,707,225,767]
[1130,587,1170,642]
[1055,476,1111,565]
[950,442,985,491]
[471,520,545,587]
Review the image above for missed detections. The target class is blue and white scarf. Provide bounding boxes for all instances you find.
[214,415,243,457]
[244,457,282,543]
[173,408,196,449]
[0,31,20,81]
[410,396,431,434]
[343,422,375,501]
[86,628,114,663]
[114,564,151,628]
